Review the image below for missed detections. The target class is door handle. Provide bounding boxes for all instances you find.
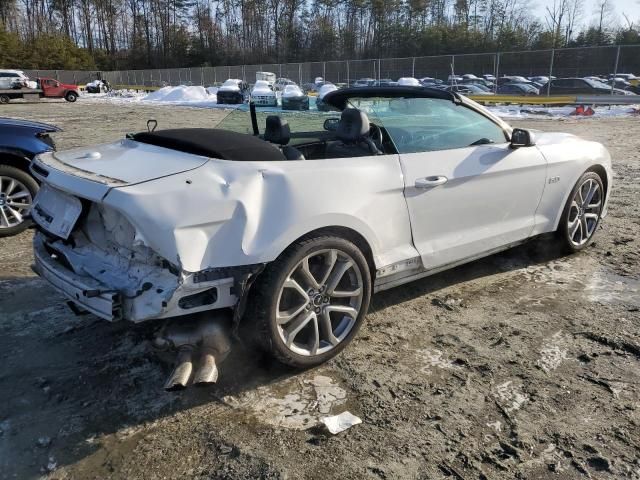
[415,176,448,189]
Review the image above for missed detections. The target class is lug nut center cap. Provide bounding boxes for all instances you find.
[313,294,323,307]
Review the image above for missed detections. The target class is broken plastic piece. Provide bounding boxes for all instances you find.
[320,411,362,434]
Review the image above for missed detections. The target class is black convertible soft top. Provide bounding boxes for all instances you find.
[132,128,286,161]
[323,86,457,110]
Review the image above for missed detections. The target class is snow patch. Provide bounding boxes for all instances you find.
[494,380,528,412]
[538,331,571,373]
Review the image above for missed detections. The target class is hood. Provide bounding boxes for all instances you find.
[36,138,210,189]
[0,117,61,132]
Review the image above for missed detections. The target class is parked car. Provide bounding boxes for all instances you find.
[498,83,540,95]
[397,77,421,87]
[29,86,611,388]
[274,78,295,91]
[461,78,494,89]
[315,83,338,111]
[482,74,496,82]
[375,79,397,87]
[529,76,550,84]
[216,79,247,104]
[85,79,111,94]
[0,70,29,89]
[419,77,443,85]
[544,78,630,95]
[256,71,276,85]
[446,84,494,95]
[352,78,376,87]
[0,117,60,236]
[281,84,310,110]
[251,80,278,107]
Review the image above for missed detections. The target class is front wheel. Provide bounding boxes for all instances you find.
[556,171,604,253]
[248,235,372,368]
[0,95,10,104]
[0,165,39,237]
[65,91,78,102]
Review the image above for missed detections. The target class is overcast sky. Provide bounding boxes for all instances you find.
[535,0,640,26]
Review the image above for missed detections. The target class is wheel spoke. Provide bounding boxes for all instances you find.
[283,277,309,301]
[8,191,30,201]
[298,257,320,290]
[0,207,9,227]
[325,260,353,294]
[277,301,308,325]
[319,250,337,286]
[325,304,358,318]
[309,316,320,355]
[4,179,16,196]
[584,213,599,221]
[586,200,601,210]
[583,182,598,208]
[319,310,340,346]
[330,286,362,298]
[569,216,580,239]
[6,207,22,223]
[284,311,315,348]
[7,201,30,209]
[579,216,589,243]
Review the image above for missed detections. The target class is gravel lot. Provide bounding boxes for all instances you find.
[0,100,639,479]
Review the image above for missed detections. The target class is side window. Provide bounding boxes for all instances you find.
[368,97,508,154]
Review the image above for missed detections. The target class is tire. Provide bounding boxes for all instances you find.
[0,165,39,237]
[65,91,78,102]
[555,171,604,253]
[247,235,372,368]
[0,95,10,104]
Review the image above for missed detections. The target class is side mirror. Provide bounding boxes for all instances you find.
[510,128,535,148]
[323,118,340,131]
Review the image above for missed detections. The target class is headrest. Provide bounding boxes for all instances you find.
[337,108,370,142]
[264,116,290,145]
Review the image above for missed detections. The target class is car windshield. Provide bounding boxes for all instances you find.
[345,96,507,153]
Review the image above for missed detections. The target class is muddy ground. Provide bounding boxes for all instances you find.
[0,100,639,480]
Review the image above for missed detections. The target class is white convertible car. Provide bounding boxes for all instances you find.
[30,87,611,386]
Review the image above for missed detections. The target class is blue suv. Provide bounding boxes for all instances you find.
[0,117,60,236]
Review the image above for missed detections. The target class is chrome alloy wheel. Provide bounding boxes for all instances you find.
[275,249,364,357]
[567,177,602,247]
[0,176,33,229]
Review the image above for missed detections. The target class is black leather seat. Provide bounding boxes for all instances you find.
[325,108,381,159]
[263,116,305,160]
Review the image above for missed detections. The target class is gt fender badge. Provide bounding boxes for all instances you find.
[549,176,560,184]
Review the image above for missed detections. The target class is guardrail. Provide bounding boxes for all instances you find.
[468,94,639,106]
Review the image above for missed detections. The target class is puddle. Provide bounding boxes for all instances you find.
[517,260,640,307]
[223,374,348,430]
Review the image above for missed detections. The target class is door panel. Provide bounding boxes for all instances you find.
[400,144,547,270]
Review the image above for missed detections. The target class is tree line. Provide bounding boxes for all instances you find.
[1,0,639,70]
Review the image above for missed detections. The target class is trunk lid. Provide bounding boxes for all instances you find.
[46,138,210,186]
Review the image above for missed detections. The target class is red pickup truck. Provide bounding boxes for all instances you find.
[0,77,80,104]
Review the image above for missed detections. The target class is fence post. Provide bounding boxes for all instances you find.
[299,64,302,84]
[451,55,455,80]
[547,49,555,97]
[323,62,326,80]
[611,45,621,96]
[412,57,416,78]
[494,53,500,93]
[346,61,350,85]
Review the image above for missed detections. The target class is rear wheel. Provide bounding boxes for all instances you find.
[0,95,10,104]
[0,165,38,237]
[556,171,604,253]
[65,91,78,102]
[249,235,371,368]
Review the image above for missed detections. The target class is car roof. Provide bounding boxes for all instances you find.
[323,86,455,110]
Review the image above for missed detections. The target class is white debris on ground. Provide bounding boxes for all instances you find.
[320,411,362,434]
[487,104,640,119]
[494,380,529,413]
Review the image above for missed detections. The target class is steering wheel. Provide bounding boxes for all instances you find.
[369,123,383,151]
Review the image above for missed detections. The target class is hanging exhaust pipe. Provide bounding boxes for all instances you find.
[154,312,232,391]
[164,347,194,391]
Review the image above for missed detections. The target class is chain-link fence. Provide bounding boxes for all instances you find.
[32,45,640,91]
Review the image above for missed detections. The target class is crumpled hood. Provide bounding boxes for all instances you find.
[42,139,210,186]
